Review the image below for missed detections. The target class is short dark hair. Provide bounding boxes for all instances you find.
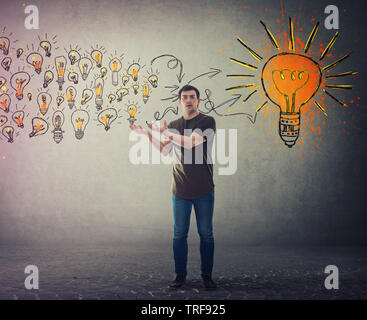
[178,85,200,100]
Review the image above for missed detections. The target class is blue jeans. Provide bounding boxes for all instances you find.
[171,189,215,277]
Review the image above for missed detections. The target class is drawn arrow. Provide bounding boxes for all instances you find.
[187,68,222,84]
[165,85,179,94]
[151,54,185,83]
[145,106,179,122]
[161,94,179,102]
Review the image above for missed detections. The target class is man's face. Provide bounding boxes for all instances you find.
[179,90,200,113]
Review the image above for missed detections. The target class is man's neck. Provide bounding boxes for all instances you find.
[183,110,200,120]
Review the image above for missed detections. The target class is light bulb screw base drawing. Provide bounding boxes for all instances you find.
[68,100,75,109]
[128,117,137,125]
[57,77,64,91]
[279,112,300,148]
[96,98,103,110]
[52,128,64,144]
[15,93,23,101]
[75,130,84,140]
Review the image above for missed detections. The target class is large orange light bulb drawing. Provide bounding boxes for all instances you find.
[261,53,321,147]
[227,15,357,149]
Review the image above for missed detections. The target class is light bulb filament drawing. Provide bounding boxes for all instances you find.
[272,69,309,113]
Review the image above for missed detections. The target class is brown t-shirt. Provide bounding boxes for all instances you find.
[168,112,216,199]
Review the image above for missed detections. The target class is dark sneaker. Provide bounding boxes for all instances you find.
[169,275,186,289]
[202,275,217,290]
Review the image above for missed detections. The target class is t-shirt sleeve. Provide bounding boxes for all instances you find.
[194,117,216,141]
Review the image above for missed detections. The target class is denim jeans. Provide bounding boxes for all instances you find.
[171,189,215,277]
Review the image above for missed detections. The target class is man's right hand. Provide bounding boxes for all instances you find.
[147,120,168,134]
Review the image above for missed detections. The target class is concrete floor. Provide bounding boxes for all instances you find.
[0,244,366,300]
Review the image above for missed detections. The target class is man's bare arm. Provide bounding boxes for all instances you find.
[163,130,206,150]
[146,131,173,156]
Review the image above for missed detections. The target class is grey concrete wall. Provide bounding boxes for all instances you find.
[0,0,366,245]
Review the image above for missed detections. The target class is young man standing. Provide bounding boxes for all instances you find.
[130,85,216,290]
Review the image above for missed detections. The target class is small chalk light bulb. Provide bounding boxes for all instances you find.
[66,86,77,109]
[29,117,49,138]
[10,71,31,101]
[51,110,65,144]
[2,125,14,143]
[40,40,51,57]
[55,56,67,90]
[43,70,54,88]
[71,109,90,140]
[94,77,104,110]
[12,110,25,128]
[109,58,122,86]
[26,52,43,74]
[0,93,11,113]
[0,37,10,55]
[37,92,52,116]
[98,108,118,131]
[91,49,103,68]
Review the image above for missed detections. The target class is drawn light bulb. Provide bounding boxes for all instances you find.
[81,88,93,105]
[122,75,129,86]
[0,115,8,127]
[109,58,122,86]
[0,37,10,55]
[91,49,103,68]
[71,109,89,140]
[26,52,43,74]
[0,93,11,113]
[40,40,51,57]
[126,104,138,125]
[16,48,24,58]
[27,93,32,102]
[261,53,322,147]
[10,71,30,101]
[37,92,52,116]
[56,95,64,106]
[108,94,116,104]
[12,110,25,128]
[0,76,6,88]
[94,77,104,110]
[2,126,14,143]
[66,86,77,109]
[127,63,140,82]
[79,57,93,81]
[55,56,67,90]
[29,117,49,138]
[100,67,107,78]
[68,50,81,66]
[1,57,12,72]
[132,84,139,95]
[148,74,158,88]
[51,110,65,144]
[43,70,54,88]
[115,88,129,102]
[142,84,150,104]
[68,71,79,84]
[98,108,118,131]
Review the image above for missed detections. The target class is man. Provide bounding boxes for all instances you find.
[130,85,216,290]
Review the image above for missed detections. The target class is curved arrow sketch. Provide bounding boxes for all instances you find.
[152,105,179,121]
[151,54,185,83]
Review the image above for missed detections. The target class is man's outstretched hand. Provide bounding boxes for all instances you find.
[147,120,168,134]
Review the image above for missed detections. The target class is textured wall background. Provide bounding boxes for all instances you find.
[0,0,366,245]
